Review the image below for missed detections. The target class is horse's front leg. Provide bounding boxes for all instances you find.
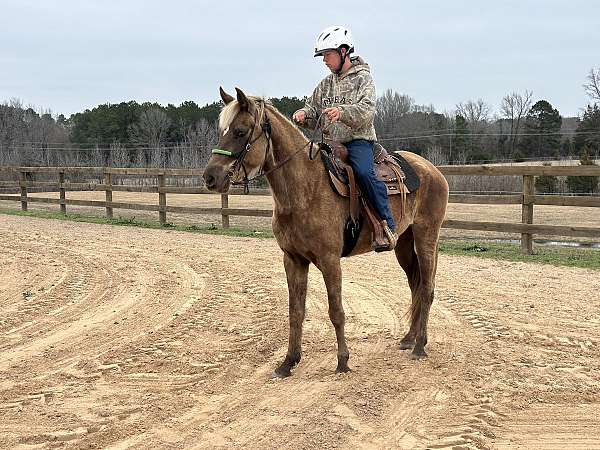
[273,252,309,378]
[318,256,350,373]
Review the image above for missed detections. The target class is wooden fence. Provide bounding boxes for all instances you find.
[1,165,599,254]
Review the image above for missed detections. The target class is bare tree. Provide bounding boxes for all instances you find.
[375,89,414,135]
[0,99,25,152]
[183,119,218,167]
[455,99,491,134]
[423,144,448,165]
[583,67,600,102]
[129,108,171,166]
[500,90,533,157]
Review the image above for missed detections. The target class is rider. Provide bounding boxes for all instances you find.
[293,25,398,251]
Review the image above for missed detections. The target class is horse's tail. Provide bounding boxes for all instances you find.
[394,227,421,323]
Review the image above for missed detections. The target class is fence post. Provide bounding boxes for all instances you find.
[104,171,113,219]
[59,171,66,215]
[20,170,28,211]
[221,194,230,228]
[158,173,167,225]
[521,175,535,255]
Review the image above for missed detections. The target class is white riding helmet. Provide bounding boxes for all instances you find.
[314,25,354,57]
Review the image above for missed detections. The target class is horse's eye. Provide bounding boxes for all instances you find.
[235,129,248,138]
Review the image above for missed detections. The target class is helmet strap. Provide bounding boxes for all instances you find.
[335,48,347,74]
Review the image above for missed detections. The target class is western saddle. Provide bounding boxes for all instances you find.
[320,142,410,252]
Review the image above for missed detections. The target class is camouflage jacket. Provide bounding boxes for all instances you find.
[299,57,377,143]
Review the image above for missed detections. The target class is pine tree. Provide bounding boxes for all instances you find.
[574,105,600,156]
[452,114,470,163]
[567,147,599,193]
[518,100,561,158]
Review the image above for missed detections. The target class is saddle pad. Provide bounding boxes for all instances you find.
[321,149,348,185]
[389,151,420,193]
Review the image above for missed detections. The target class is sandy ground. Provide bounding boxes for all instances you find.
[1,191,600,244]
[1,214,599,449]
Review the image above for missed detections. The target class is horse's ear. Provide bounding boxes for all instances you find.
[235,87,249,111]
[219,87,234,104]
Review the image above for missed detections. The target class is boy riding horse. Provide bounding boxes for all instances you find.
[293,25,398,250]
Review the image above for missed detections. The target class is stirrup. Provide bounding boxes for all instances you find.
[375,222,398,252]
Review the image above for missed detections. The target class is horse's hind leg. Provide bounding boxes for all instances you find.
[409,224,441,359]
[394,226,422,350]
[274,252,309,378]
[317,256,350,373]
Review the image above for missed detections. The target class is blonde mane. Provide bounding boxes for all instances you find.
[218,96,303,134]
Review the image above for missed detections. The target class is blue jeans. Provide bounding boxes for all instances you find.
[346,139,395,230]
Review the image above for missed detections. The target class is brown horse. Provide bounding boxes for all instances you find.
[203,87,449,377]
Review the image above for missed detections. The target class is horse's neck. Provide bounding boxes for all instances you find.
[264,112,327,213]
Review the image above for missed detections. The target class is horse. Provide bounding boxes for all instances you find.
[203,87,449,377]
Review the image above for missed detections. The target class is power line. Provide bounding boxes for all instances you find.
[378,130,600,141]
[7,129,598,147]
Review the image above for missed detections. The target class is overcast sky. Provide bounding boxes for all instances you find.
[1,0,598,118]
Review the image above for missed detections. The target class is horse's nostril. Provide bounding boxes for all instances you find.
[204,174,215,187]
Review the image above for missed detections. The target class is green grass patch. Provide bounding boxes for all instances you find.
[0,208,273,239]
[2,208,598,269]
[439,239,600,270]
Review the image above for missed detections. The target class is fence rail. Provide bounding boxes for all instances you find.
[1,165,599,254]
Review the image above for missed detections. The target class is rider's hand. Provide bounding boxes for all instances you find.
[292,110,306,123]
[322,107,341,123]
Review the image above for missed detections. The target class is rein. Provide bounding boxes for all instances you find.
[212,102,327,193]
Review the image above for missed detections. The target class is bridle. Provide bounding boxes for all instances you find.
[211,101,325,193]
[211,101,272,193]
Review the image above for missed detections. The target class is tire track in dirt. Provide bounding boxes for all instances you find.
[0,247,70,338]
[429,259,600,449]
[0,222,219,447]
[101,256,410,449]
[1,216,599,449]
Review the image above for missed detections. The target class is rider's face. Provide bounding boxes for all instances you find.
[322,50,342,72]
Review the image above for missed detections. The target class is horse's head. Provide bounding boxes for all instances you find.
[203,87,272,193]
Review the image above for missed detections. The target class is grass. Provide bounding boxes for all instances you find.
[2,208,598,270]
[0,208,274,239]
[439,239,600,270]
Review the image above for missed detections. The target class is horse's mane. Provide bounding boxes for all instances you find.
[219,96,305,137]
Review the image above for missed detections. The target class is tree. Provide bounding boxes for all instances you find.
[518,100,562,158]
[372,89,451,155]
[270,96,305,118]
[574,104,600,156]
[567,148,599,193]
[0,100,69,166]
[181,118,218,167]
[536,163,558,193]
[535,175,558,193]
[452,115,470,163]
[374,89,414,135]
[455,99,491,135]
[500,90,533,158]
[583,67,600,103]
[129,108,171,165]
[70,101,144,145]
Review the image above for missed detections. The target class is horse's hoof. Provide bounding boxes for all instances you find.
[399,340,415,350]
[335,364,352,374]
[272,368,292,379]
[409,350,427,360]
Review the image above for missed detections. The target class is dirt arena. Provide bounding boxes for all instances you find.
[1,214,599,449]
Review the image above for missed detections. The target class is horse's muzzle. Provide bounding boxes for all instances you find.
[203,165,231,193]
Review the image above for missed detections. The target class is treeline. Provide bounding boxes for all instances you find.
[375,91,599,166]
[1,69,600,172]
[0,97,305,168]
